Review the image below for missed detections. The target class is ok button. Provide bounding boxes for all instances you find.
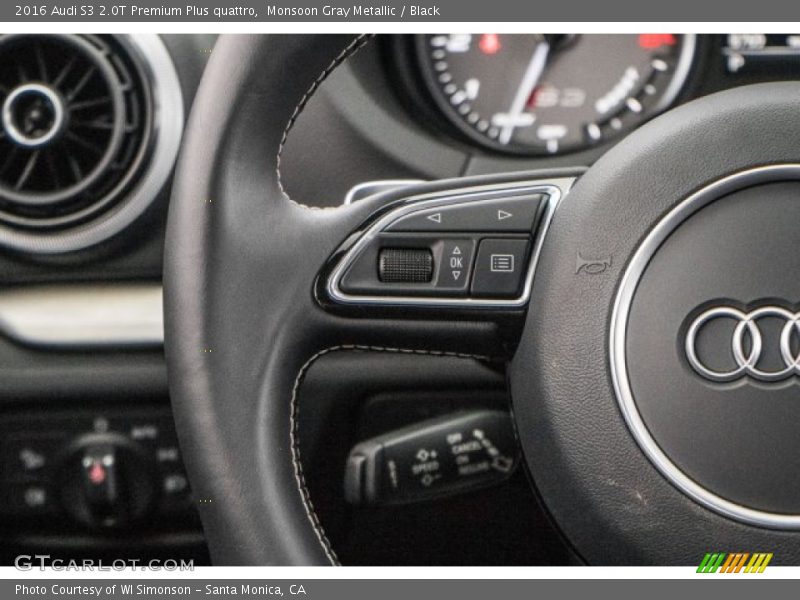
[436,239,476,293]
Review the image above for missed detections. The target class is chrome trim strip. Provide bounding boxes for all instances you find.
[328,176,576,308]
[610,163,800,529]
[0,284,163,348]
[343,179,425,205]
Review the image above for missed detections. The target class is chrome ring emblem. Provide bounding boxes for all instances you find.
[685,306,800,383]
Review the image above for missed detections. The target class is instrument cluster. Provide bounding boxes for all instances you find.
[396,34,800,158]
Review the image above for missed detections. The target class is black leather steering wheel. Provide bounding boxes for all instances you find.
[166,34,800,565]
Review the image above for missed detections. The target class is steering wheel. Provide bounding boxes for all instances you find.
[165,34,800,565]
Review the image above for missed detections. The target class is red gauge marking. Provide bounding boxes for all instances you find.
[478,34,501,55]
[527,86,541,109]
[88,461,106,485]
[638,34,677,49]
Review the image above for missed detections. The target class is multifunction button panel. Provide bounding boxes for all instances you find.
[327,184,562,308]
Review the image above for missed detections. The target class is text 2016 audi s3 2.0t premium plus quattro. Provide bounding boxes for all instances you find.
[2,33,800,566]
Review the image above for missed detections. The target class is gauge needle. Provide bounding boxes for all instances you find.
[497,41,550,145]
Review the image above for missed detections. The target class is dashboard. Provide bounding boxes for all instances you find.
[1,33,800,566]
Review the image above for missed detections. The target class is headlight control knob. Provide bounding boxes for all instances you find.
[59,433,157,529]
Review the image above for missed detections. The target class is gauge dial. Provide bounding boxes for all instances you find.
[417,34,696,155]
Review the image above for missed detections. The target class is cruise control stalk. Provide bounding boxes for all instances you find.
[344,410,519,506]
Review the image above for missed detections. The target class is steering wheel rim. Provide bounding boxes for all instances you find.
[165,34,514,564]
[165,34,374,565]
[167,34,800,565]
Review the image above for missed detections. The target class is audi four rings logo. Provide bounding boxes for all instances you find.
[685,306,800,383]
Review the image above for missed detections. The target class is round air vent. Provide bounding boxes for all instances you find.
[0,34,183,253]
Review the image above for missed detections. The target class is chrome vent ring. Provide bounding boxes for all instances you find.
[0,34,183,252]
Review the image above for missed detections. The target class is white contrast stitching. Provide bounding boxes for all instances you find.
[289,345,490,566]
[274,35,492,567]
[276,34,373,211]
